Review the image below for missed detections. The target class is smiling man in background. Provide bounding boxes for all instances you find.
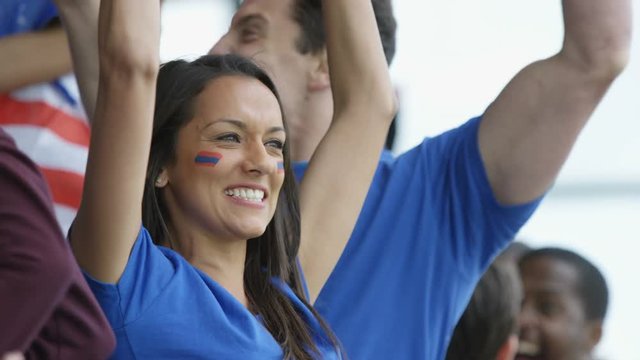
[517,248,609,360]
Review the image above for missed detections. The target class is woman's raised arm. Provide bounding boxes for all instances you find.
[71,0,160,283]
[298,0,397,302]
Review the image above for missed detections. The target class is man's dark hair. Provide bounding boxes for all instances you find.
[291,0,397,65]
[519,247,609,320]
[446,263,521,360]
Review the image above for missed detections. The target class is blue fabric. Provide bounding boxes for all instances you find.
[84,227,339,359]
[295,116,542,360]
[0,0,57,36]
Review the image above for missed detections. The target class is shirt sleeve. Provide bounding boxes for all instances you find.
[84,226,175,329]
[420,116,542,277]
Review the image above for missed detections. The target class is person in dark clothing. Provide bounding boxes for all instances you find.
[0,128,115,359]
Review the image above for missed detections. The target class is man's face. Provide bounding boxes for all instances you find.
[210,0,317,139]
[516,257,599,360]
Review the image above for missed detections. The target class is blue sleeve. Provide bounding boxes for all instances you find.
[418,116,542,278]
[83,227,174,329]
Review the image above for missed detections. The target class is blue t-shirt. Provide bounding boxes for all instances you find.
[84,227,339,359]
[295,116,542,360]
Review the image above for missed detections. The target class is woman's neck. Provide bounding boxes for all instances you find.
[169,225,250,308]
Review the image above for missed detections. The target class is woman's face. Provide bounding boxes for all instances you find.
[159,75,286,243]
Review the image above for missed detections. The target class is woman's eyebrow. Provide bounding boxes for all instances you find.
[202,119,285,135]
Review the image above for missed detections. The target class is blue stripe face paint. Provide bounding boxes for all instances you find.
[194,151,222,167]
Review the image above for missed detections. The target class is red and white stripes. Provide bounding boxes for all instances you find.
[0,74,89,234]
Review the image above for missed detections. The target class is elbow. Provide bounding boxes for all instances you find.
[377,92,399,130]
[386,93,400,124]
[101,56,159,81]
[604,48,630,78]
[588,49,629,81]
[375,88,399,123]
[99,44,159,81]
[334,81,398,126]
[560,42,630,83]
[368,87,399,126]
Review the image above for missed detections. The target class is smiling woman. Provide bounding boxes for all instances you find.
[149,74,287,250]
[65,0,395,358]
[133,55,336,359]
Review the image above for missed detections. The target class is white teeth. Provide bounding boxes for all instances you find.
[225,187,265,202]
[518,341,540,355]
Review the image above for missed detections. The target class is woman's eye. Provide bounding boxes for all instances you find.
[265,139,284,150]
[216,133,240,142]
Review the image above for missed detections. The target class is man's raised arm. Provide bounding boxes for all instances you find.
[479,0,631,205]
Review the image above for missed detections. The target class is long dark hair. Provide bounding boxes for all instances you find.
[142,54,340,359]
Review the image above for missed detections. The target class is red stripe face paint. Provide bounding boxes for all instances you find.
[194,151,222,167]
[277,161,284,173]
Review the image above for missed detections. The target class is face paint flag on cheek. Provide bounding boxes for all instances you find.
[277,161,285,173]
[194,151,222,167]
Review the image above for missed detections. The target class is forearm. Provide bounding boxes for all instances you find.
[560,0,631,77]
[0,27,72,93]
[479,0,632,205]
[54,0,100,122]
[322,0,396,117]
[72,0,160,283]
[299,0,396,301]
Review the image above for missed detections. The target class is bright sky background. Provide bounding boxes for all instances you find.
[160,1,640,358]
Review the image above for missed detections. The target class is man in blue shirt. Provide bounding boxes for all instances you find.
[208,2,631,359]
[54,0,632,358]
[209,1,630,358]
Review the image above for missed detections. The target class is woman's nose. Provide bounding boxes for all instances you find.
[242,142,273,175]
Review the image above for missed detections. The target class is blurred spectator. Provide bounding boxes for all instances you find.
[446,262,521,360]
[516,247,608,360]
[0,0,89,234]
[0,128,114,358]
[496,241,532,265]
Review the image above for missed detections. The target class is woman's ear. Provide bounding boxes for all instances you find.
[155,168,168,188]
[307,48,330,92]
